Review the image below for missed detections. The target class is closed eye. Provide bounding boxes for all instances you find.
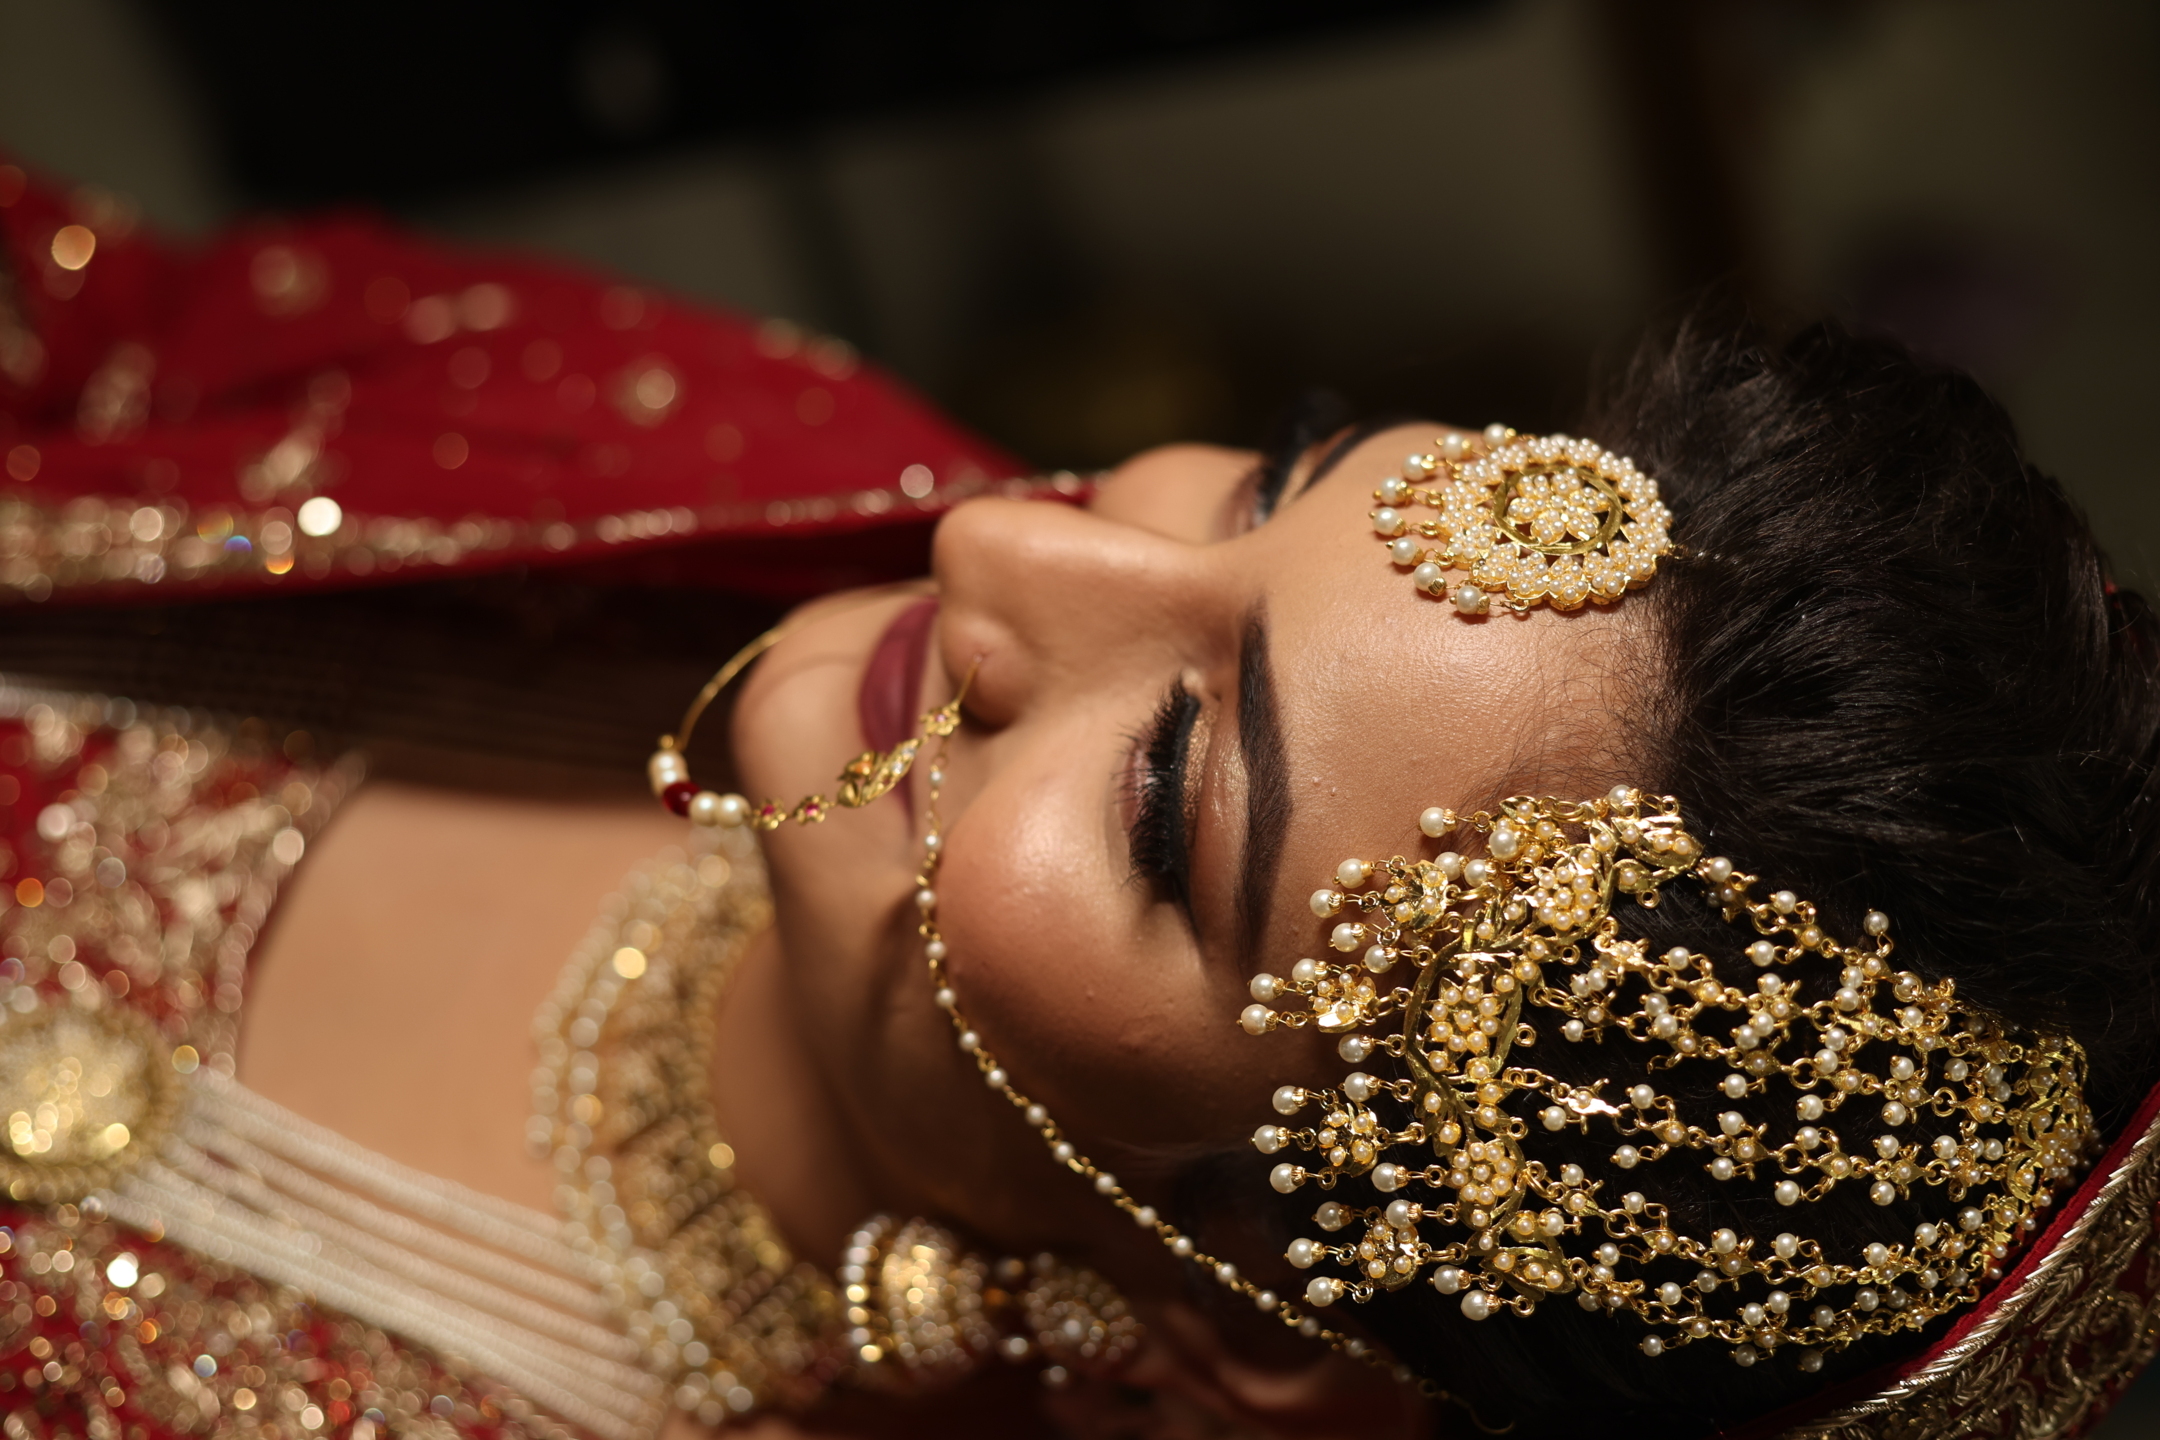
[1126,680,1202,912]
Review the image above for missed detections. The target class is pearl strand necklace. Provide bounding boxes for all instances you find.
[908,713,1421,1390]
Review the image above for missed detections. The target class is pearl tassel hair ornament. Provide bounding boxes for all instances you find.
[1246,791,2093,1370]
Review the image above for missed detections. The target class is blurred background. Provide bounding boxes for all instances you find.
[0,1,2156,1423]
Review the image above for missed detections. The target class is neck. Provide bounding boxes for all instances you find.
[709,925,877,1262]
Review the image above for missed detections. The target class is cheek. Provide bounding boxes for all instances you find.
[932,747,1293,1149]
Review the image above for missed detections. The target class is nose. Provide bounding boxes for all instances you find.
[931,497,1230,728]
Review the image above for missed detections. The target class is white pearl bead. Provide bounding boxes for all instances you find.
[985,1068,1008,1088]
[1419,807,1451,838]
[924,939,948,962]
[1338,1034,1373,1064]
[1483,422,1509,448]
[1272,1086,1306,1116]
[1329,922,1365,952]
[714,793,750,828]
[1286,1238,1319,1268]
[1342,1072,1376,1102]
[1132,1206,1157,1226]
[1371,1163,1404,1192]
[1439,433,1468,461]
[1776,1180,1802,1206]
[1290,957,1321,984]
[1309,889,1343,918]
[1388,537,1420,565]
[1460,1289,1494,1321]
[647,750,688,794]
[1335,857,1369,888]
[688,789,725,826]
[1094,1172,1117,1193]
[1025,1104,1048,1126]
[1411,562,1445,594]
[1053,1141,1076,1162]
[1371,507,1405,537]
[1170,1236,1195,1258]
[915,888,937,910]
[1240,1004,1273,1035]
[1378,476,1410,504]
[1249,972,1278,1001]
[1431,1266,1463,1294]
[1215,1263,1237,1285]
[1305,1276,1342,1307]
[1449,583,1487,614]
[1363,945,1393,974]
[1251,1124,1285,1154]
[1270,1163,1303,1193]
[934,987,956,1010]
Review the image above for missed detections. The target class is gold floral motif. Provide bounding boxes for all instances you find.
[0,997,177,1203]
[1373,429,1672,613]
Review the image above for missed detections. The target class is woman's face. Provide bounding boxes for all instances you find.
[732,422,1638,1285]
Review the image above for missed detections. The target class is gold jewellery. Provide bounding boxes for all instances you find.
[663,443,2089,1392]
[1248,792,2094,1367]
[1376,424,1672,613]
[645,600,962,829]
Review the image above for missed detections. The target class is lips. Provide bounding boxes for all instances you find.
[858,596,940,756]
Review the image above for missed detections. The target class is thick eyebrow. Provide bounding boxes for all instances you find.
[1283,414,1416,509]
[1234,609,1292,966]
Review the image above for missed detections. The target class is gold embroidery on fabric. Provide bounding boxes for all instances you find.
[0,1205,564,1440]
[0,474,1087,601]
[0,688,356,1074]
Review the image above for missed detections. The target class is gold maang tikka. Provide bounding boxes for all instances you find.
[1377,424,1673,614]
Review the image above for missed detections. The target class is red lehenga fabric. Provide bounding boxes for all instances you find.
[1,156,2157,1440]
[0,156,1038,1440]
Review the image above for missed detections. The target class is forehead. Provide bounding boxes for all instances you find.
[1249,426,1639,939]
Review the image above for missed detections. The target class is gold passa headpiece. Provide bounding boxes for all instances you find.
[1373,426,1673,614]
[1243,788,2095,1368]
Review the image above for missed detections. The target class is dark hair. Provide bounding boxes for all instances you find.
[1201,309,2160,1440]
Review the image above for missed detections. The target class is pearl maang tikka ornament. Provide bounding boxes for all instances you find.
[1374,425,1673,614]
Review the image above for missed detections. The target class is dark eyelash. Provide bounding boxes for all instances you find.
[1127,681,1201,906]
